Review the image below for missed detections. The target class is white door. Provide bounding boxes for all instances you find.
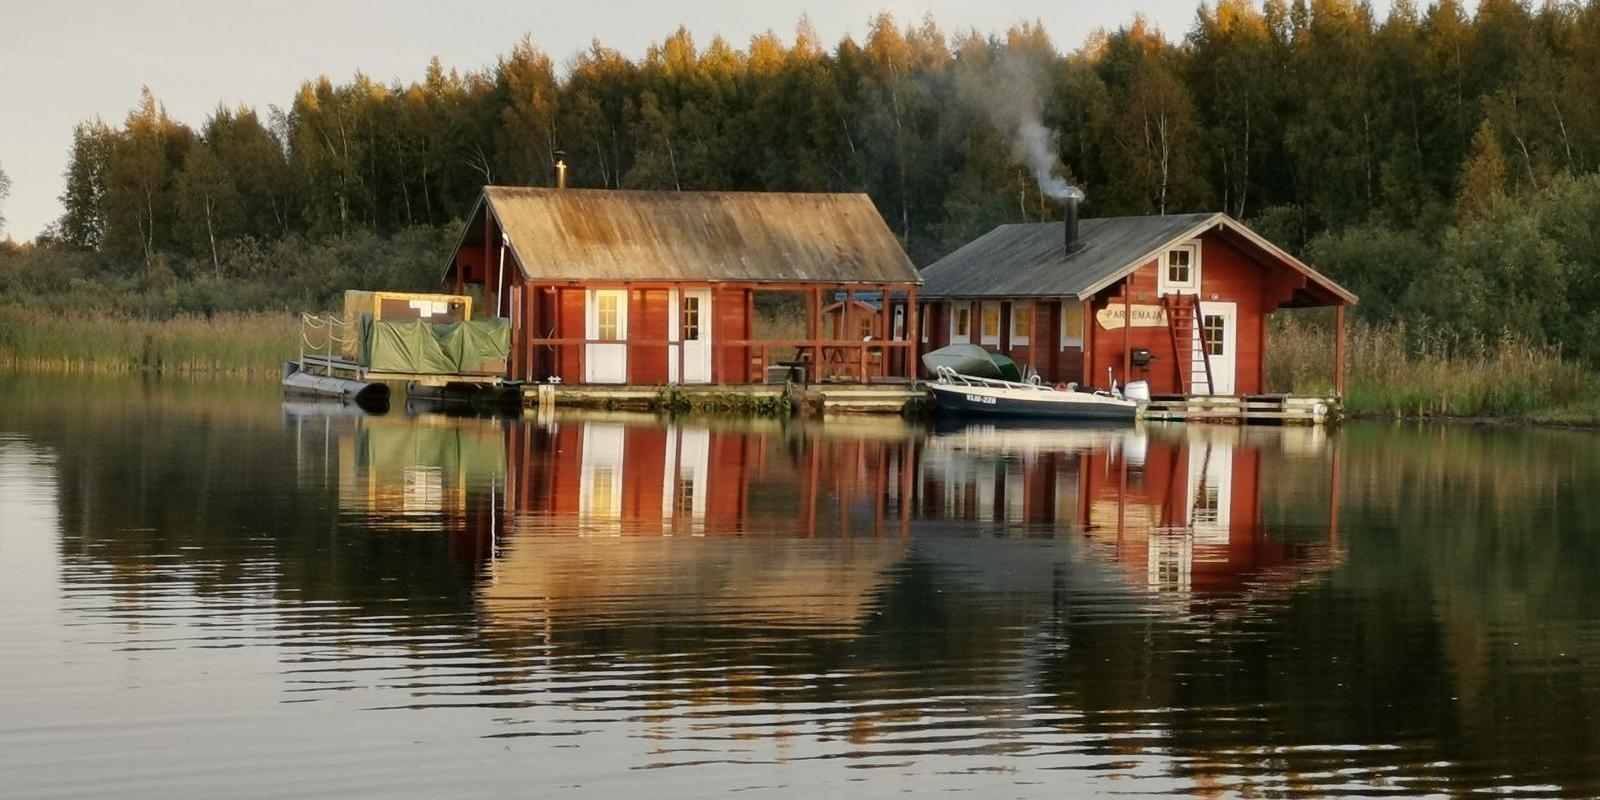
[1185,439,1233,545]
[661,426,710,528]
[1191,301,1236,395]
[585,289,628,384]
[670,289,712,384]
[579,422,625,524]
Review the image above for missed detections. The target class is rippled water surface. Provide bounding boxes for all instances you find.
[3,374,1599,798]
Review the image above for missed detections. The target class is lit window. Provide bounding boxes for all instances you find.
[955,307,971,337]
[1202,314,1225,356]
[1011,302,1032,340]
[681,295,700,341]
[597,294,620,340]
[675,476,696,515]
[1060,302,1083,348]
[591,469,616,518]
[981,304,1000,339]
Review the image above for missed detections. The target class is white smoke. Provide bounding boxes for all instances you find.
[961,52,1083,204]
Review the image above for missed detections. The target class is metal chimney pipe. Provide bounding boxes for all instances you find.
[1064,196,1080,254]
[1062,186,1088,252]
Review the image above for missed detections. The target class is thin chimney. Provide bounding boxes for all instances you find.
[1064,194,1081,254]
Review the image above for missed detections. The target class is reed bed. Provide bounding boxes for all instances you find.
[1267,314,1600,421]
[0,308,300,377]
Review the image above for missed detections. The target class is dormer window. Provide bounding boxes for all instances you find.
[1158,242,1201,295]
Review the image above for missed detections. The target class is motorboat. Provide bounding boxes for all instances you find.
[925,365,1144,421]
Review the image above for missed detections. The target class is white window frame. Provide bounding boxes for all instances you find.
[1009,301,1032,345]
[1060,300,1084,349]
[979,301,1002,346]
[951,304,972,343]
[1158,241,1201,296]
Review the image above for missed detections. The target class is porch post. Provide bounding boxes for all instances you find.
[625,282,634,384]
[744,288,755,384]
[675,285,685,386]
[906,285,919,380]
[1334,305,1346,397]
[1121,283,1132,389]
[1082,298,1094,387]
[806,286,819,384]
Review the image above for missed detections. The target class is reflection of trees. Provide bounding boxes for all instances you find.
[10,376,486,620]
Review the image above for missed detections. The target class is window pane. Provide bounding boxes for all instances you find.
[598,295,619,340]
[1012,304,1032,337]
[1061,302,1083,345]
[681,296,700,341]
[982,306,999,337]
[1203,314,1225,355]
[956,309,970,335]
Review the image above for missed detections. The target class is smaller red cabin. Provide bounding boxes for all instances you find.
[918,212,1356,396]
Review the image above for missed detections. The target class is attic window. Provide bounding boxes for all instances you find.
[1159,242,1201,295]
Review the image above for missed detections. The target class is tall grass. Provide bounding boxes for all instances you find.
[0,308,300,377]
[1268,314,1600,421]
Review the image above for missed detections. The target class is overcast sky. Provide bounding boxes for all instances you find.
[0,0,1424,242]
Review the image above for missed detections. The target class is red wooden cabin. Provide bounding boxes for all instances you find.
[918,211,1356,396]
[443,188,923,386]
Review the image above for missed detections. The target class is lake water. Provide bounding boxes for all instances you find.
[2,374,1598,798]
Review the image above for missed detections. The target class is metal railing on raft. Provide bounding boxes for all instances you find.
[298,313,356,370]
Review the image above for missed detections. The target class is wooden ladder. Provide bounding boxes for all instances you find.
[1162,294,1215,395]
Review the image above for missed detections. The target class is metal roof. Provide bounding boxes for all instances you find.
[453,187,921,285]
[918,212,1355,305]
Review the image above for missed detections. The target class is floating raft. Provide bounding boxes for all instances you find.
[1142,394,1337,425]
[282,362,390,411]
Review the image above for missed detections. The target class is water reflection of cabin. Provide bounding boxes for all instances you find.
[918,427,1340,594]
[443,188,924,386]
[494,419,1337,595]
[917,212,1357,396]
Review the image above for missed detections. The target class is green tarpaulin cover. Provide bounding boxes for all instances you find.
[360,318,510,375]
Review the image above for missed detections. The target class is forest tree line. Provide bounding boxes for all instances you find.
[3,0,1600,359]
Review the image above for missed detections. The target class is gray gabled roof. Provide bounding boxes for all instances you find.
[918,212,1355,305]
[447,187,921,285]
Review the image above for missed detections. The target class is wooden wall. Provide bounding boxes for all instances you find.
[712,288,750,384]
[628,288,671,385]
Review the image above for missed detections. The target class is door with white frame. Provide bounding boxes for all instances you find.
[585,289,628,384]
[661,426,710,529]
[670,289,712,384]
[579,422,626,526]
[1185,439,1233,546]
[1190,301,1237,395]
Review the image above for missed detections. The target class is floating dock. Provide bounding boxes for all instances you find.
[520,383,1338,424]
[1143,394,1338,425]
[522,382,931,416]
